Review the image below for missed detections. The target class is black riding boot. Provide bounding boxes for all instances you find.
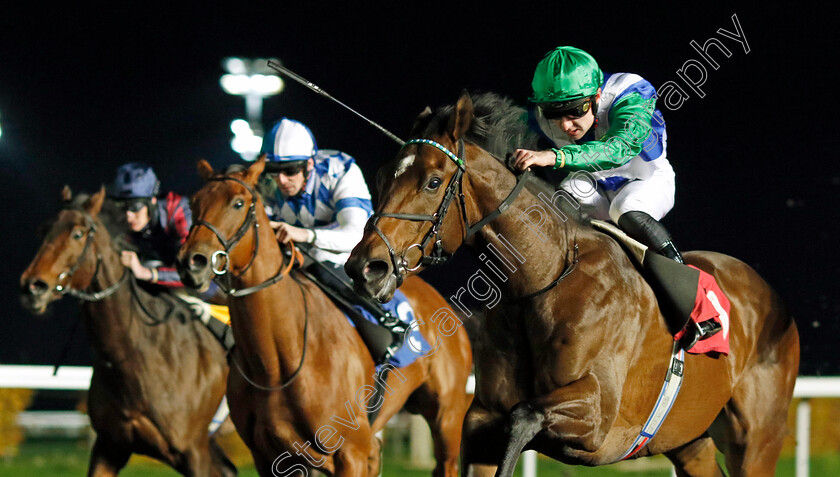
[616,211,721,348]
[617,211,684,264]
[303,260,406,362]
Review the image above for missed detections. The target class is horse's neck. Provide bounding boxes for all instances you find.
[81,230,152,364]
[229,215,309,378]
[466,150,577,297]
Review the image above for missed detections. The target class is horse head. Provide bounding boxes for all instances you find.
[346,92,483,302]
[177,157,266,291]
[20,186,107,314]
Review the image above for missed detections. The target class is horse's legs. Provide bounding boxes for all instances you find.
[367,434,383,477]
[460,402,505,477]
[495,374,605,477]
[465,464,499,477]
[664,435,724,477]
[711,370,793,476]
[708,318,798,477]
[87,437,131,477]
[251,449,280,477]
[333,442,371,477]
[406,384,471,477]
[428,407,467,477]
[208,437,238,477]
[179,442,216,477]
[494,402,542,477]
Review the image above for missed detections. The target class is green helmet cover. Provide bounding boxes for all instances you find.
[531,46,603,103]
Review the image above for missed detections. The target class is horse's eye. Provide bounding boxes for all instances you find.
[233,199,245,210]
[427,177,442,190]
[71,230,84,240]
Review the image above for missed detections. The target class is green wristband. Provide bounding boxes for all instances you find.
[552,148,566,169]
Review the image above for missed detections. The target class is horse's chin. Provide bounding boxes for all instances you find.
[20,295,50,315]
[372,274,399,303]
[188,276,211,293]
[352,271,399,303]
[178,267,211,292]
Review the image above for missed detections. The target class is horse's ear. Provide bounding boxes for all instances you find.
[409,106,433,137]
[244,155,266,186]
[197,159,215,181]
[61,185,73,203]
[448,91,473,141]
[84,186,106,217]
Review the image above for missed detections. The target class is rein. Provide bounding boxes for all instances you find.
[53,214,128,302]
[368,138,532,280]
[49,213,161,374]
[190,176,260,289]
[228,272,309,392]
[369,137,580,300]
[191,175,305,297]
[192,173,308,391]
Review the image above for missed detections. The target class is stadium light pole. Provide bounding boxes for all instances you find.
[220,57,284,160]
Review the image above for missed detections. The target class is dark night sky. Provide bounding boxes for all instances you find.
[1,4,837,374]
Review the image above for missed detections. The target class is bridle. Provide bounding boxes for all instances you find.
[50,212,167,325]
[367,137,532,282]
[189,173,308,391]
[191,176,260,283]
[190,175,301,297]
[54,213,128,302]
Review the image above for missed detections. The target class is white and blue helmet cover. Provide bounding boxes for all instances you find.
[261,118,317,163]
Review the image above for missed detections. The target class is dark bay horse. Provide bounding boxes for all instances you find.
[176,159,473,476]
[345,92,800,476]
[19,187,235,477]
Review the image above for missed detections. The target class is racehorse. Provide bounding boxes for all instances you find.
[344,92,800,476]
[176,158,473,476]
[19,187,236,477]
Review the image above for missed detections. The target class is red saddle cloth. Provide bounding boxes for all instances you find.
[673,266,731,355]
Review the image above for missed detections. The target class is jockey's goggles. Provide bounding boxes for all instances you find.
[539,96,594,120]
[114,198,150,213]
[264,160,308,177]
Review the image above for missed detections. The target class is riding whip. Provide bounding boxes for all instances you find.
[266,60,405,146]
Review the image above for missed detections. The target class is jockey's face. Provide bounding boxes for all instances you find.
[271,158,314,199]
[125,197,156,232]
[550,90,601,141]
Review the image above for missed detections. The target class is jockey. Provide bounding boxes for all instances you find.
[109,162,191,287]
[513,45,682,263]
[109,162,232,347]
[259,118,404,361]
[511,46,721,346]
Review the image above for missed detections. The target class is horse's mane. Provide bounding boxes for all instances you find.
[413,92,539,160]
[56,194,196,320]
[98,198,137,252]
[412,92,585,225]
[39,193,136,252]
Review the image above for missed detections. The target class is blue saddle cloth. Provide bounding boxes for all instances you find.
[344,289,433,369]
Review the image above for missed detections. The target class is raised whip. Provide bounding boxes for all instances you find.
[267,60,405,146]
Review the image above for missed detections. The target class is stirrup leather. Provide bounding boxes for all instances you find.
[680,318,723,350]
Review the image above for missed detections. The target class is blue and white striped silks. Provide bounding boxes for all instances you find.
[344,289,433,371]
[264,149,373,265]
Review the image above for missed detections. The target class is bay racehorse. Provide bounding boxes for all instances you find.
[19,187,235,477]
[345,92,800,476]
[176,159,473,476]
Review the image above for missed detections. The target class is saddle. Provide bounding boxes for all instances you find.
[590,220,729,354]
[298,264,409,364]
[296,253,431,425]
[173,291,235,351]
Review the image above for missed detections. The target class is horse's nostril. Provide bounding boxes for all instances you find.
[28,279,49,296]
[363,260,390,282]
[190,253,208,270]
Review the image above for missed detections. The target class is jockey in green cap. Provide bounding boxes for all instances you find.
[513,45,681,263]
[512,46,723,346]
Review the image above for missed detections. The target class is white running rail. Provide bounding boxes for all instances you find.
[1,366,836,476]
